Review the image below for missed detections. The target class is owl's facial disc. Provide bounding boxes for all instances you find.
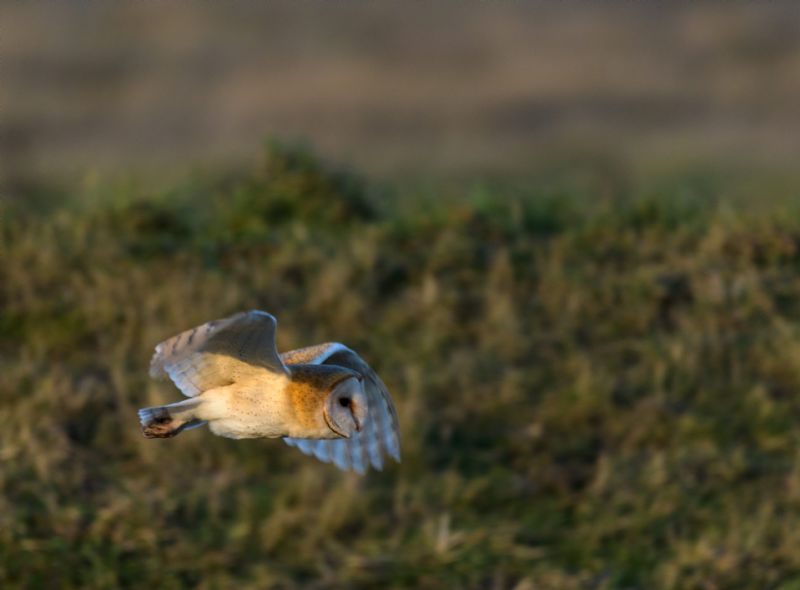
[324,376,368,438]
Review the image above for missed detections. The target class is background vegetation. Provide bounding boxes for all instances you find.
[5,144,800,589]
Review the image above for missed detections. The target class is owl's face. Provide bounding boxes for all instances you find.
[324,376,368,438]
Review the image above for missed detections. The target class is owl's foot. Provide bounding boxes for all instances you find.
[142,415,181,438]
[139,400,204,439]
[140,405,182,438]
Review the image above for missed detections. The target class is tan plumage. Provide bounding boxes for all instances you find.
[139,310,401,473]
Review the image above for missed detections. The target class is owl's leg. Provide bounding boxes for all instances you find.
[139,398,205,438]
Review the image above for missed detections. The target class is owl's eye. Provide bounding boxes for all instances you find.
[339,397,351,408]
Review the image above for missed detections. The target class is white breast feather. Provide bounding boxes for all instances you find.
[203,371,292,439]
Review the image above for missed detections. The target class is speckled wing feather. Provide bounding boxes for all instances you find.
[281,343,401,474]
[150,310,288,397]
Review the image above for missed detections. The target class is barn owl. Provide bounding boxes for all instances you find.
[138,310,401,473]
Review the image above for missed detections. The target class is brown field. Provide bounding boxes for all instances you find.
[2,3,800,184]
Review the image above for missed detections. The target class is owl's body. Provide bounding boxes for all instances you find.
[139,311,400,473]
[199,377,292,440]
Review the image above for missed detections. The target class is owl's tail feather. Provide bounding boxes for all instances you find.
[139,398,205,438]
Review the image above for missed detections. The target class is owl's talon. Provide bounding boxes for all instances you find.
[142,420,179,438]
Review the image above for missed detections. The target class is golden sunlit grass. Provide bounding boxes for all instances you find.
[4,146,800,589]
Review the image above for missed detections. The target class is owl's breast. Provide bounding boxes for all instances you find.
[205,373,293,439]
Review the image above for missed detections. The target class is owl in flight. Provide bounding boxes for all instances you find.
[138,310,401,474]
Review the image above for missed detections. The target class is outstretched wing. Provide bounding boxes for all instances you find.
[281,343,401,474]
[150,310,288,397]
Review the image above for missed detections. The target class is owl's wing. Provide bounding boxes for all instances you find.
[281,343,401,474]
[150,310,288,397]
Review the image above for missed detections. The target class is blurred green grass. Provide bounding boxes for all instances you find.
[4,145,800,589]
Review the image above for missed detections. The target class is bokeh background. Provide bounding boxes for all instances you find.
[4,3,800,589]
[4,2,800,184]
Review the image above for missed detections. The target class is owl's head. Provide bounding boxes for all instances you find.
[324,375,368,438]
[287,364,369,439]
